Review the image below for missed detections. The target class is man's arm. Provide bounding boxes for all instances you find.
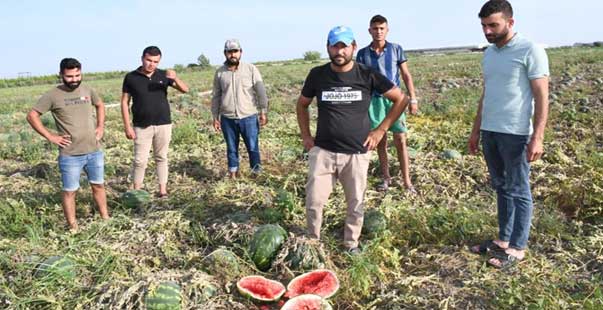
[166,69,189,93]
[364,87,408,150]
[400,62,418,115]
[120,92,136,139]
[468,88,485,155]
[211,70,222,131]
[296,95,314,151]
[527,77,549,162]
[252,67,269,127]
[26,110,71,147]
[94,99,105,141]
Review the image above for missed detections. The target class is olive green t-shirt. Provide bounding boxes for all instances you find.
[33,84,101,156]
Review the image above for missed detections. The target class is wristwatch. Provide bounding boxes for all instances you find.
[410,98,418,104]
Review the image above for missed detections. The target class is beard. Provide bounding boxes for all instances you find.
[226,57,240,66]
[329,54,353,67]
[485,29,509,44]
[62,78,81,90]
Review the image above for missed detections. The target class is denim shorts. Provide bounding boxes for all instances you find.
[58,150,104,191]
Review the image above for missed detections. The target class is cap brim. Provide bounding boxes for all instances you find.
[328,38,354,46]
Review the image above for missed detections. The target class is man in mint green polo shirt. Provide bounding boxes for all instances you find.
[357,14,418,193]
[468,0,549,269]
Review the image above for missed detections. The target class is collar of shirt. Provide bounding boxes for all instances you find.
[492,32,520,51]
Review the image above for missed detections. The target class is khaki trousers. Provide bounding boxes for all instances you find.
[132,124,172,186]
[305,146,371,249]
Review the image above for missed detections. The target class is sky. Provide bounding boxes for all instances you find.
[0,0,600,78]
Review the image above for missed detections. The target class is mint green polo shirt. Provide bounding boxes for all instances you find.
[481,33,549,135]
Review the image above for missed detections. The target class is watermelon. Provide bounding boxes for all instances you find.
[362,209,387,238]
[145,281,181,310]
[34,255,76,279]
[285,269,339,299]
[200,248,242,282]
[121,189,151,208]
[249,224,287,271]
[281,294,332,310]
[236,275,286,302]
[442,149,462,160]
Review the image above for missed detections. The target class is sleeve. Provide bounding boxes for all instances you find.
[90,88,101,106]
[252,65,268,113]
[526,44,549,80]
[33,92,53,114]
[371,70,395,95]
[210,70,222,120]
[356,48,365,64]
[397,45,408,65]
[121,74,130,94]
[300,69,317,98]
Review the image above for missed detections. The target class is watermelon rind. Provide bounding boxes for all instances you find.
[249,224,287,271]
[236,275,286,302]
[286,269,339,299]
[145,281,181,310]
[281,294,333,310]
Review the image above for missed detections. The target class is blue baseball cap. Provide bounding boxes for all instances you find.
[327,26,355,46]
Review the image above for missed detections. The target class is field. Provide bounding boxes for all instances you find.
[0,46,602,309]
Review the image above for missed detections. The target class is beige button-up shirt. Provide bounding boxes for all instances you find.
[211,61,268,120]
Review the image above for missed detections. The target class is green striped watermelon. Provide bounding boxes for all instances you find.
[145,281,181,310]
[121,189,151,208]
[249,224,287,271]
[34,255,76,279]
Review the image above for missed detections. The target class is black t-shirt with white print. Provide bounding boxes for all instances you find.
[301,62,394,154]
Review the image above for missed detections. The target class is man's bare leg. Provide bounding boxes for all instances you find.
[62,191,78,230]
[91,184,109,220]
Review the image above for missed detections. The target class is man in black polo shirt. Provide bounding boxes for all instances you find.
[120,46,189,198]
[296,26,409,254]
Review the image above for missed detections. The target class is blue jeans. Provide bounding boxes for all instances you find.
[220,114,261,172]
[58,150,104,191]
[481,131,533,249]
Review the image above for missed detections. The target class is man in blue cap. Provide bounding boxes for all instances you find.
[296,26,410,254]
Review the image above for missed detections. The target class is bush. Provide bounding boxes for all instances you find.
[303,51,321,61]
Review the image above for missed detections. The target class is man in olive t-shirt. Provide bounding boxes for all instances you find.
[26,58,109,231]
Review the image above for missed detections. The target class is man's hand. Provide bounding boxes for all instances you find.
[213,119,221,131]
[364,128,386,151]
[301,135,315,151]
[166,69,177,80]
[125,127,136,140]
[48,134,72,148]
[408,101,419,115]
[468,131,480,155]
[527,137,544,162]
[95,127,104,141]
[259,113,268,127]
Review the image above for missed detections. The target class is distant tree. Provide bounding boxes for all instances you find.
[303,51,321,61]
[197,54,211,70]
[173,64,185,72]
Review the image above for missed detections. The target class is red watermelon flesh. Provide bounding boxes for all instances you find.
[237,275,286,302]
[285,269,339,299]
[281,294,332,310]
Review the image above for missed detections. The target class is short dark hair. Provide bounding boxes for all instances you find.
[370,14,388,25]
[142,46,162,57]
[478,0,513,19]
[59,58,81,74]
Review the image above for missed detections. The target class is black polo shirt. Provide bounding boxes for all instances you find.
[122,67,174,127]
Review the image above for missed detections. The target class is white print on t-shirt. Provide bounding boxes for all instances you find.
[321,87,362,103]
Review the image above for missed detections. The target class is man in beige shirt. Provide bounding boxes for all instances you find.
[211,39,268,178]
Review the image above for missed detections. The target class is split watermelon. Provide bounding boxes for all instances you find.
[281,294,332,310]
[285,269,339,299]
[236,275,286,302]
